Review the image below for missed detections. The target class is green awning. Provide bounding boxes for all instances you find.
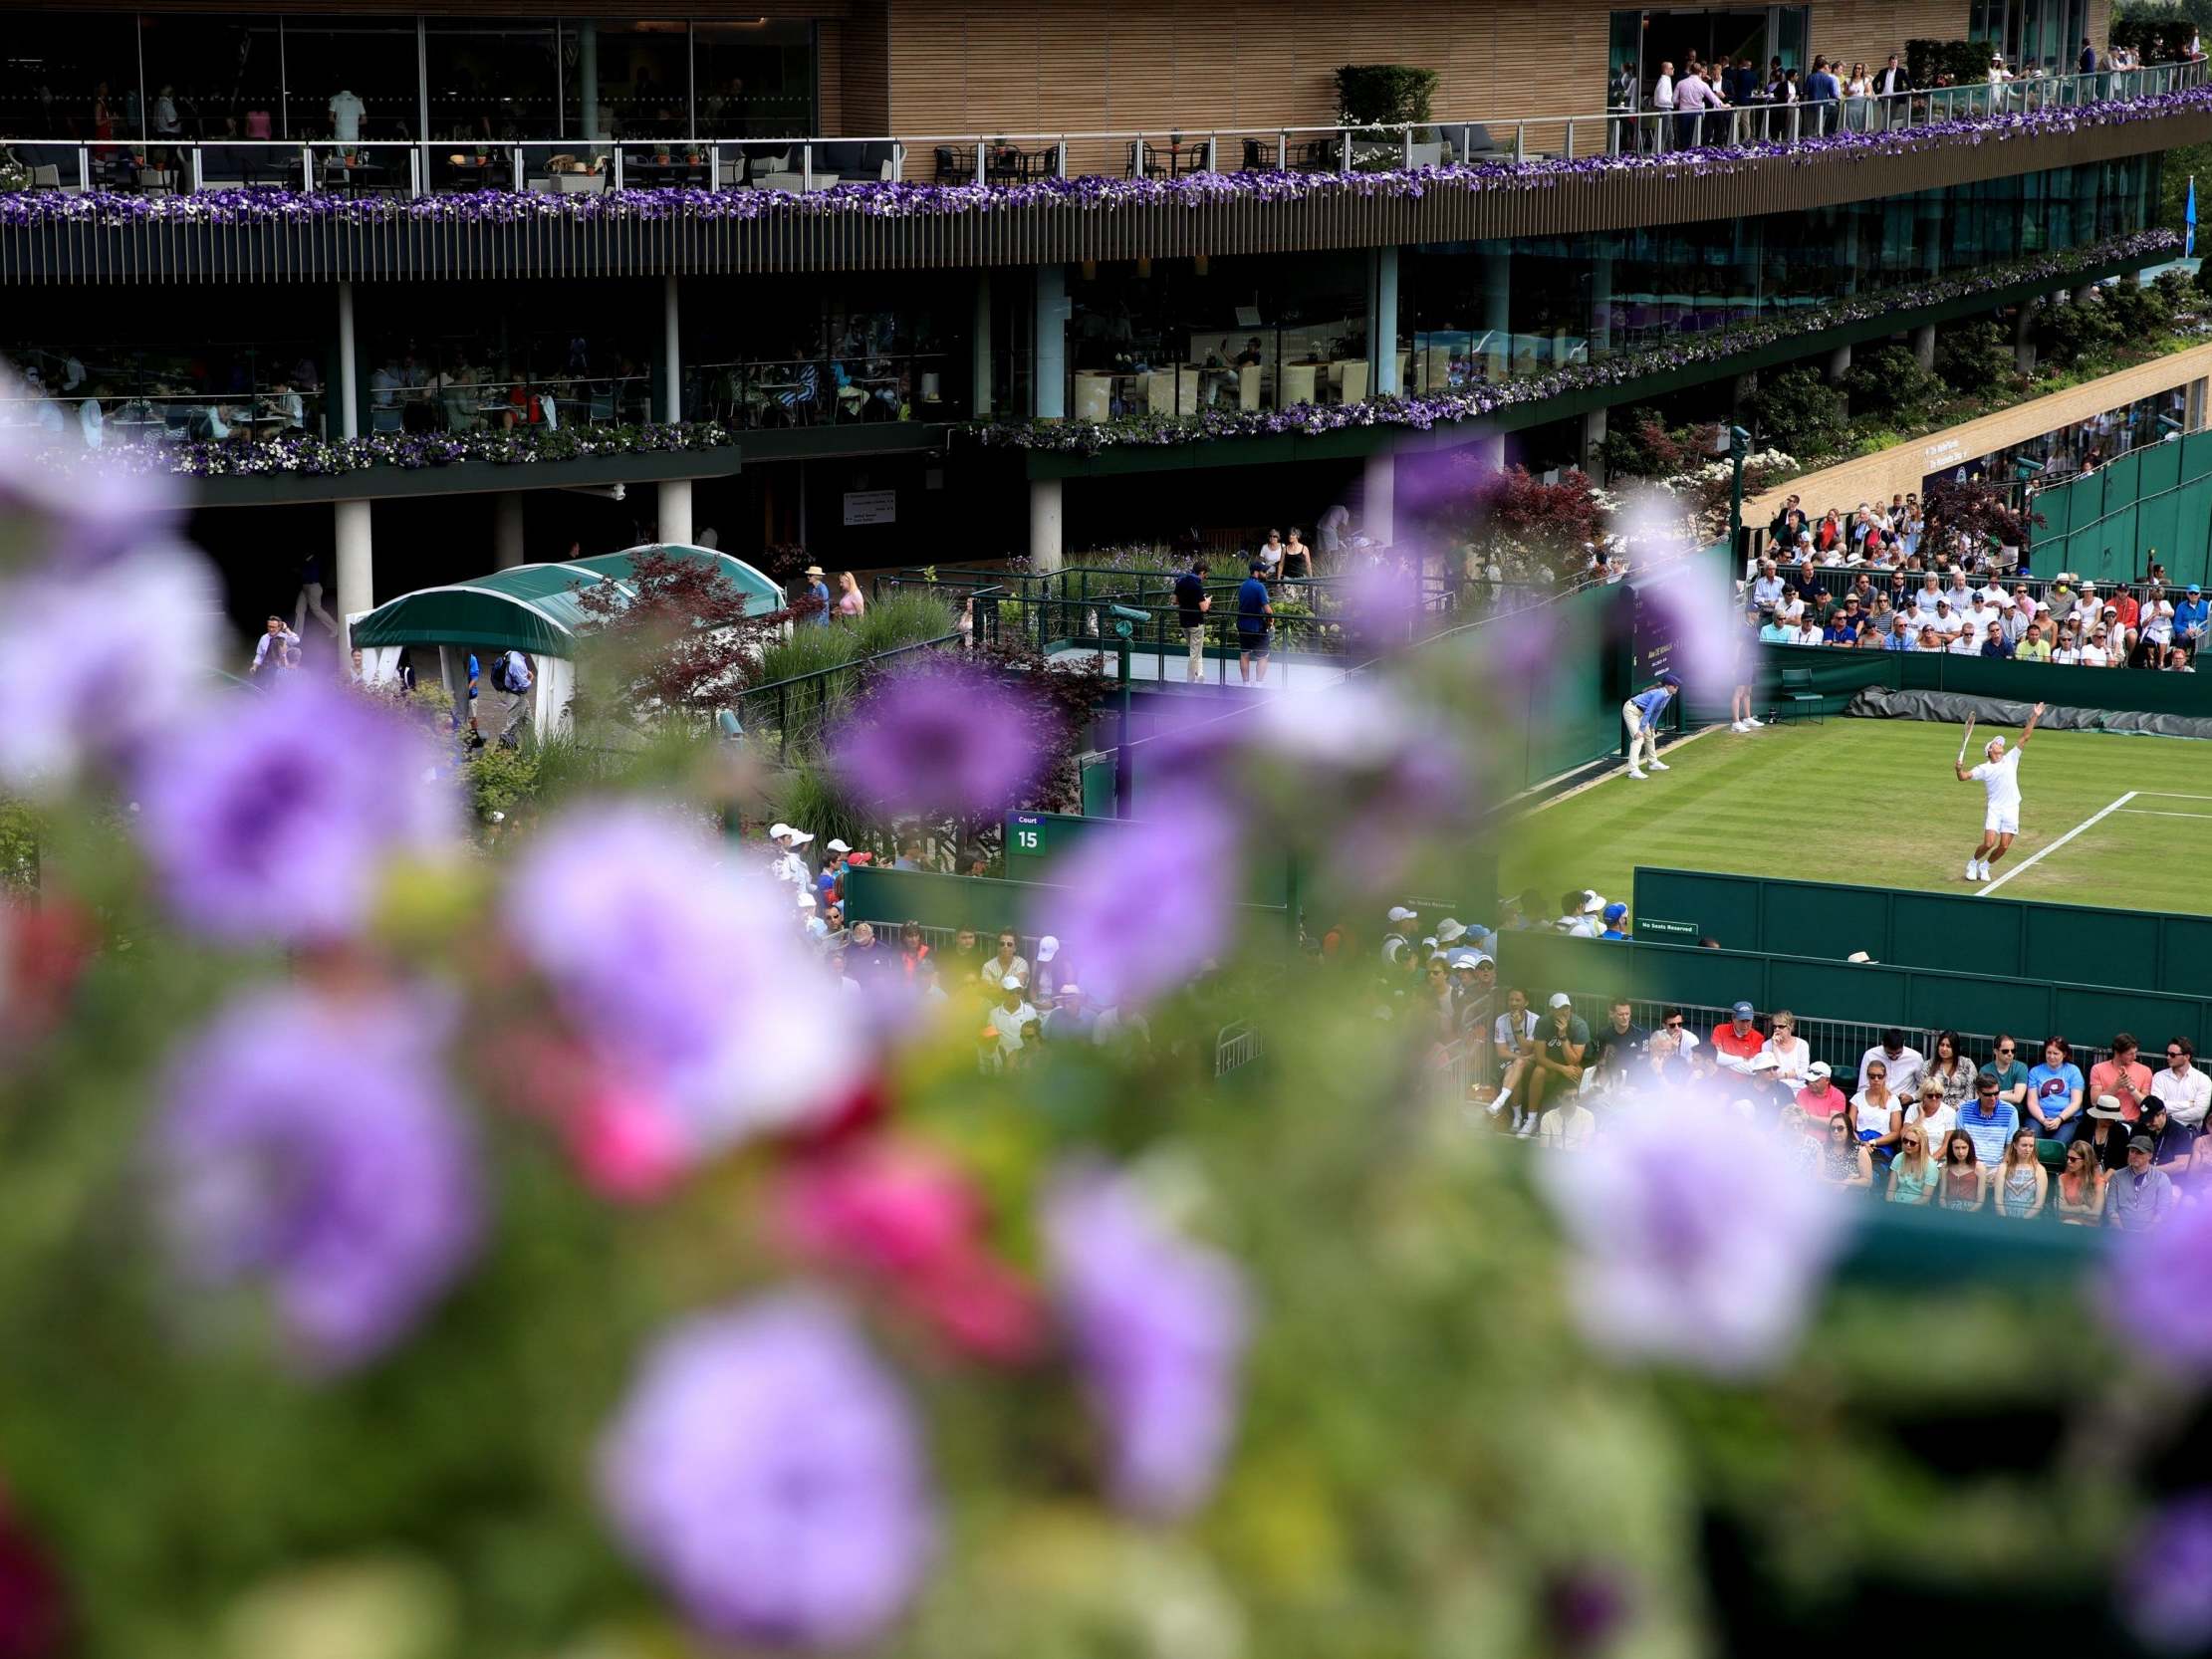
[350,545,785,656]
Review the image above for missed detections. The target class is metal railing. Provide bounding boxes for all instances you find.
[1213,1020,1262,1076]
[4,58,2199,200]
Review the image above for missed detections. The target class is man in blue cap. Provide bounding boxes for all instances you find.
[1598,901,1630,941]
[1622,670,1682,782]
[2175,584,2207,659]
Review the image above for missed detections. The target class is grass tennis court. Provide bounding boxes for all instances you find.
[1502,717,2212,918]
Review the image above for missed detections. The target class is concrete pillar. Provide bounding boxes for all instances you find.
[1363,447,1395,547]
[1731,371,1758,419]
[2015,301,2040,374]
[1029,476,1064,572]
[336,279,360,440]
[1581,407,1608,483]
[971,271,993,419]
[1826,343,1852,380]
[659,479,694,547]
[336,499,372,654]
[662,274,682,424]
[494,493,526,569]
[1590,252,1614,360]
[1370,246,1400,396]
[1912,324,1937,373]
[1482,247,1512,381]
[1034,264,1068,420]
[2188,376,2209,433]
[579,21,600,139]
[1474,428,1505,473]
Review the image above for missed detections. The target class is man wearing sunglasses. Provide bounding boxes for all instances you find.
[2151,1036,2211,1133]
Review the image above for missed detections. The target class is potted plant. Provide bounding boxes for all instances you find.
[653,145,671,166]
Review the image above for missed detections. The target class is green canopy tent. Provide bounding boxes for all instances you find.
[349,544,786,735]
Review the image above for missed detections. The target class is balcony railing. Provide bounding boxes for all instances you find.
[3,60,2202,202]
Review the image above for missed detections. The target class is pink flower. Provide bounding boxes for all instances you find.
[566,1086,690,1203]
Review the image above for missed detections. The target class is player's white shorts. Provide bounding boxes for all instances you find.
[1985,807,2020,835]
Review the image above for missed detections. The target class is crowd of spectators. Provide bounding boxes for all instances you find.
[1749,495,2205,669]
[759,823,1148,1069]
[1370,898,2208,1229]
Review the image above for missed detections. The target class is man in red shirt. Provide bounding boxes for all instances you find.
[1712,1000,1767,1064]
[2089,1033,2154,1123]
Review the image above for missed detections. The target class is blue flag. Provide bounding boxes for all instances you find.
[2189,175,2198,262]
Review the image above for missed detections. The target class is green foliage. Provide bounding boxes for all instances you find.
[461,741,542,823]
[2101,272,2177,341]
[1334,64,1438,126]
[2158,141,2212,228]
[1749,367,1850,460]
[2032,292,2120,366]
[1905,38,1993,86]
[753,623,860,688]
[771,758,878,855]
[848,591,957,659]
[1933,320,2018,393]
[0,798,38,892]
[1597,409,1687,481]
[1842,345,1948,427]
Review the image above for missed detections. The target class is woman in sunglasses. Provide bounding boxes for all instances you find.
[1820,1112,1873,1188]
[1886,1124,1939,1205]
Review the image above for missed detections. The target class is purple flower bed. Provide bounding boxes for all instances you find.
[2,85,2206,231]
[36,418,736,480]
[981,229,2182,455]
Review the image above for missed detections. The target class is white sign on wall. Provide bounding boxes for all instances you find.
[843,489,897,527]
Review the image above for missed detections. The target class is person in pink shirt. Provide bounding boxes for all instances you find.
[1795,1062,1849,1135]
[2088,1033,2154,1123]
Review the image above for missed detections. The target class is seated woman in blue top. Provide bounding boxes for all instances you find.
[2025,1035,2087,1146]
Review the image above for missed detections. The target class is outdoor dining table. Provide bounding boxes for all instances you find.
[627,157,712,188]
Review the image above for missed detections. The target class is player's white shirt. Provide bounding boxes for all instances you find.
[1972,746,2024,812]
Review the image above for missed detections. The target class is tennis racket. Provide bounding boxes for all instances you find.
[1956,716,1977,766]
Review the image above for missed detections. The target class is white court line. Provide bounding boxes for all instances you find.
[2136,792,2212,802]
[2119,808,2212,821]
[1979,791,2136,895]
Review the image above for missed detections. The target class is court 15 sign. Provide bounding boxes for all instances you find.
[1006,812,1092,874]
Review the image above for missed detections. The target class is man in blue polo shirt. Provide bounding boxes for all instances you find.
[1236,560,1273,686]
[2176,584,2208,656]
[1621,670,1680,781]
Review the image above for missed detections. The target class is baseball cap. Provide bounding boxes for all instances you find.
[794,888,816,908]
[1580,890,1604,913]
[1602,902,1628,923]
[1658,671,1682,688]
[1809,1061,1833,1080]
[1467,951,1496,970]
[788,829,815,845]
[827,838,852,853]
[1548,992,1574,1009]
[1748,1052,1780,1072]
[1386,905,1418,923]
[2142,1095,2170,1116]
[1731,1000,1755,1019]
[1447,951,1478,970]
[1036,936,1060,963]
[1001,974,1024,991]
[2129,1133,2157,1154]
[2191,584,2203,594]
[1058,981,1081,996]
[769,822,793,838]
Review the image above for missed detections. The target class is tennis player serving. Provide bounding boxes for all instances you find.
[1954,701,2044,883]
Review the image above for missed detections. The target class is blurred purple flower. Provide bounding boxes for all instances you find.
[1537,1092,1848,1375]
[1043,1163,1249,1520]
[503,804,860,1155]
[2125,1494,2212,1653]
[2104,1200,2212,1372]
[598,1293,935,1649]
[0,367,183,567]
[1612,490,1741,699]
[831,663,1042,822]
[1030,787,1238,1009]
[132,676,455,943]
[152,987,481,1373]
[0,546,220,794]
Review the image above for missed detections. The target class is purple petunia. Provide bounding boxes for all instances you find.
[597,1293,936,1649]
[503,803,860,1155]
[831,662,1042,822]
[1029,786,1239,1010]
[1537,1092,1849,1376]
[2103,1198,2212,1373]
[152,986,482,1373]
[0,546,221,793]
[131,675,456,944]
[1043,1163,1250,1520]
[2124,1494,2212,1652]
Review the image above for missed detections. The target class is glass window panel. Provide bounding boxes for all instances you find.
[136,13,284,143]
[562,19,689,142]
[695,20,814,139]
[281,16,420,142]
[425,19,557,144]
[0,9,143,140]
